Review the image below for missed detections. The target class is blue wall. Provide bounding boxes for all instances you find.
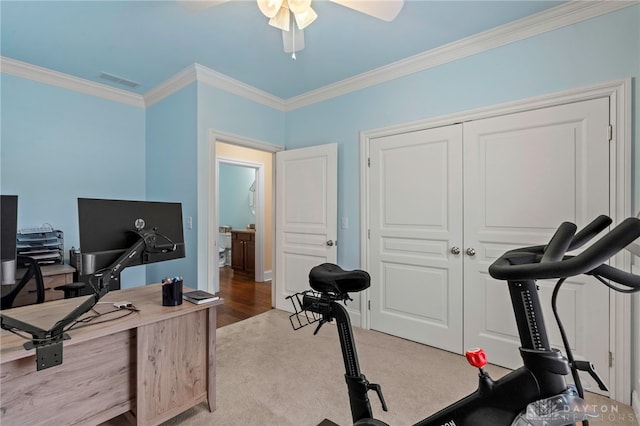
[285,5,640,269]
[196,83,286,145]
[144,83,198,287]
[219,163,256,230]
[0,74,147,287]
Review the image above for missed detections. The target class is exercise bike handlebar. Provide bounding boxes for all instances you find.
[587,263,640,289]
[565,214,612,251]
[489,216,640,283]
[540,215,614,263]
[540,222,577,263]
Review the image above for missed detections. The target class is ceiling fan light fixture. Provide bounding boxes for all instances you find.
[268,5,290,31]
[287,0,311,15]
[293,6,317,30]
[257,0,284,18]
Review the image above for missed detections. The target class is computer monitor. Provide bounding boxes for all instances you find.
[1,195,18,285]
[77,198,186,289]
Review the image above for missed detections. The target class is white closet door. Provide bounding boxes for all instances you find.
[369,125,464,353]
[463,97,611,393]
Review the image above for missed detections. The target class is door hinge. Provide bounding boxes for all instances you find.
[368,300,371,310]
[608,124,613,142]
[368,229,371,239]
[368,157,371,167]
[609,351,613,367]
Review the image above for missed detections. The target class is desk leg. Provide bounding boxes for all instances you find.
[207,306,217,412]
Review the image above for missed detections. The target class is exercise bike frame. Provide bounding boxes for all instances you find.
[300,277,571,426]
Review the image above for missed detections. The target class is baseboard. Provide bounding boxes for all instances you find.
[348,308,362,328]
[263,270,272,282]
[632,390,640,423]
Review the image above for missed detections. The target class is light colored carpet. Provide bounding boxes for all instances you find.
[161,309,637,426]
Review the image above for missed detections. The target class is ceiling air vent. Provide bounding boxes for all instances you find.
[99,72,140,89]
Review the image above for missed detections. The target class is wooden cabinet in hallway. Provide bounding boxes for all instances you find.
[231,230,255,276]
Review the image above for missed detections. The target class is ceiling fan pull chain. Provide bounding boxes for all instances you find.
[291,13,297,60]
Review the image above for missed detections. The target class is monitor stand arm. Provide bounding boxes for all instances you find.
[92,228,159,298]
[0,228,164,371]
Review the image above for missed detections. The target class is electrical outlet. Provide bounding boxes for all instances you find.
[341,217,348,229]
[187,216,193,230]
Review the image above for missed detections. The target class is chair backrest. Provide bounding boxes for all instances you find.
[0,255,45,309]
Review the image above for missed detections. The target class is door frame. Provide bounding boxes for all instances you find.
[216,157,265,281]
[359,78,632,402]
[204,130,282,298]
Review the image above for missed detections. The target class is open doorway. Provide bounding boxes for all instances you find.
[217,160,259,276]
[215,141,275,326]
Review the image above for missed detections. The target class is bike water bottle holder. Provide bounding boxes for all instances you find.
[286,291,322,331]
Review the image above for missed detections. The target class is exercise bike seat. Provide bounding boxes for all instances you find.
[309,263,370,295]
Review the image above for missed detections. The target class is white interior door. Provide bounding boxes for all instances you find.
[463,97,611,393]
[368,125,464,353]
[274,144,338,311]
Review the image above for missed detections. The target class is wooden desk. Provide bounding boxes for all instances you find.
[0,284,223,425]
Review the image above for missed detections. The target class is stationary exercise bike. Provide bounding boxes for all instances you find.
[287,215,640,426]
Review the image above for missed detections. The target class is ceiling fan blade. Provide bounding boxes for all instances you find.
[330,0,404,22]
[282,27,305,53]
[177,0,232,12]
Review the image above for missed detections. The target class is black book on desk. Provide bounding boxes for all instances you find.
[183,290,219,304]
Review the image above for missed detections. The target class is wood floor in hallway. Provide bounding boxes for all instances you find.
[216,266,272,328]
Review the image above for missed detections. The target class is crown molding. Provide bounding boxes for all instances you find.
[0,56,145,108]
[193,64,286,111]
[143,64,198,107]
[144,63,286,111]
[285,0,637,111]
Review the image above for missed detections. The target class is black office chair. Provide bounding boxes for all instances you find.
[0,255,45,310]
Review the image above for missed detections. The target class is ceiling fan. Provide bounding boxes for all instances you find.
[179,0,404,59]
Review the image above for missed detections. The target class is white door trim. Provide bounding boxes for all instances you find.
[360,78,632,402]
[203,130,282,296]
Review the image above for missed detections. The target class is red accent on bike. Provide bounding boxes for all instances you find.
[465,348,487,368]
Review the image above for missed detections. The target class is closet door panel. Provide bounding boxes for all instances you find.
[463,97,611,393]
[369,124,463,353]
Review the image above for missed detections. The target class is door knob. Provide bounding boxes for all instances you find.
[450,247,461,255]
[326,240,334,246]
[466,248,476,257]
